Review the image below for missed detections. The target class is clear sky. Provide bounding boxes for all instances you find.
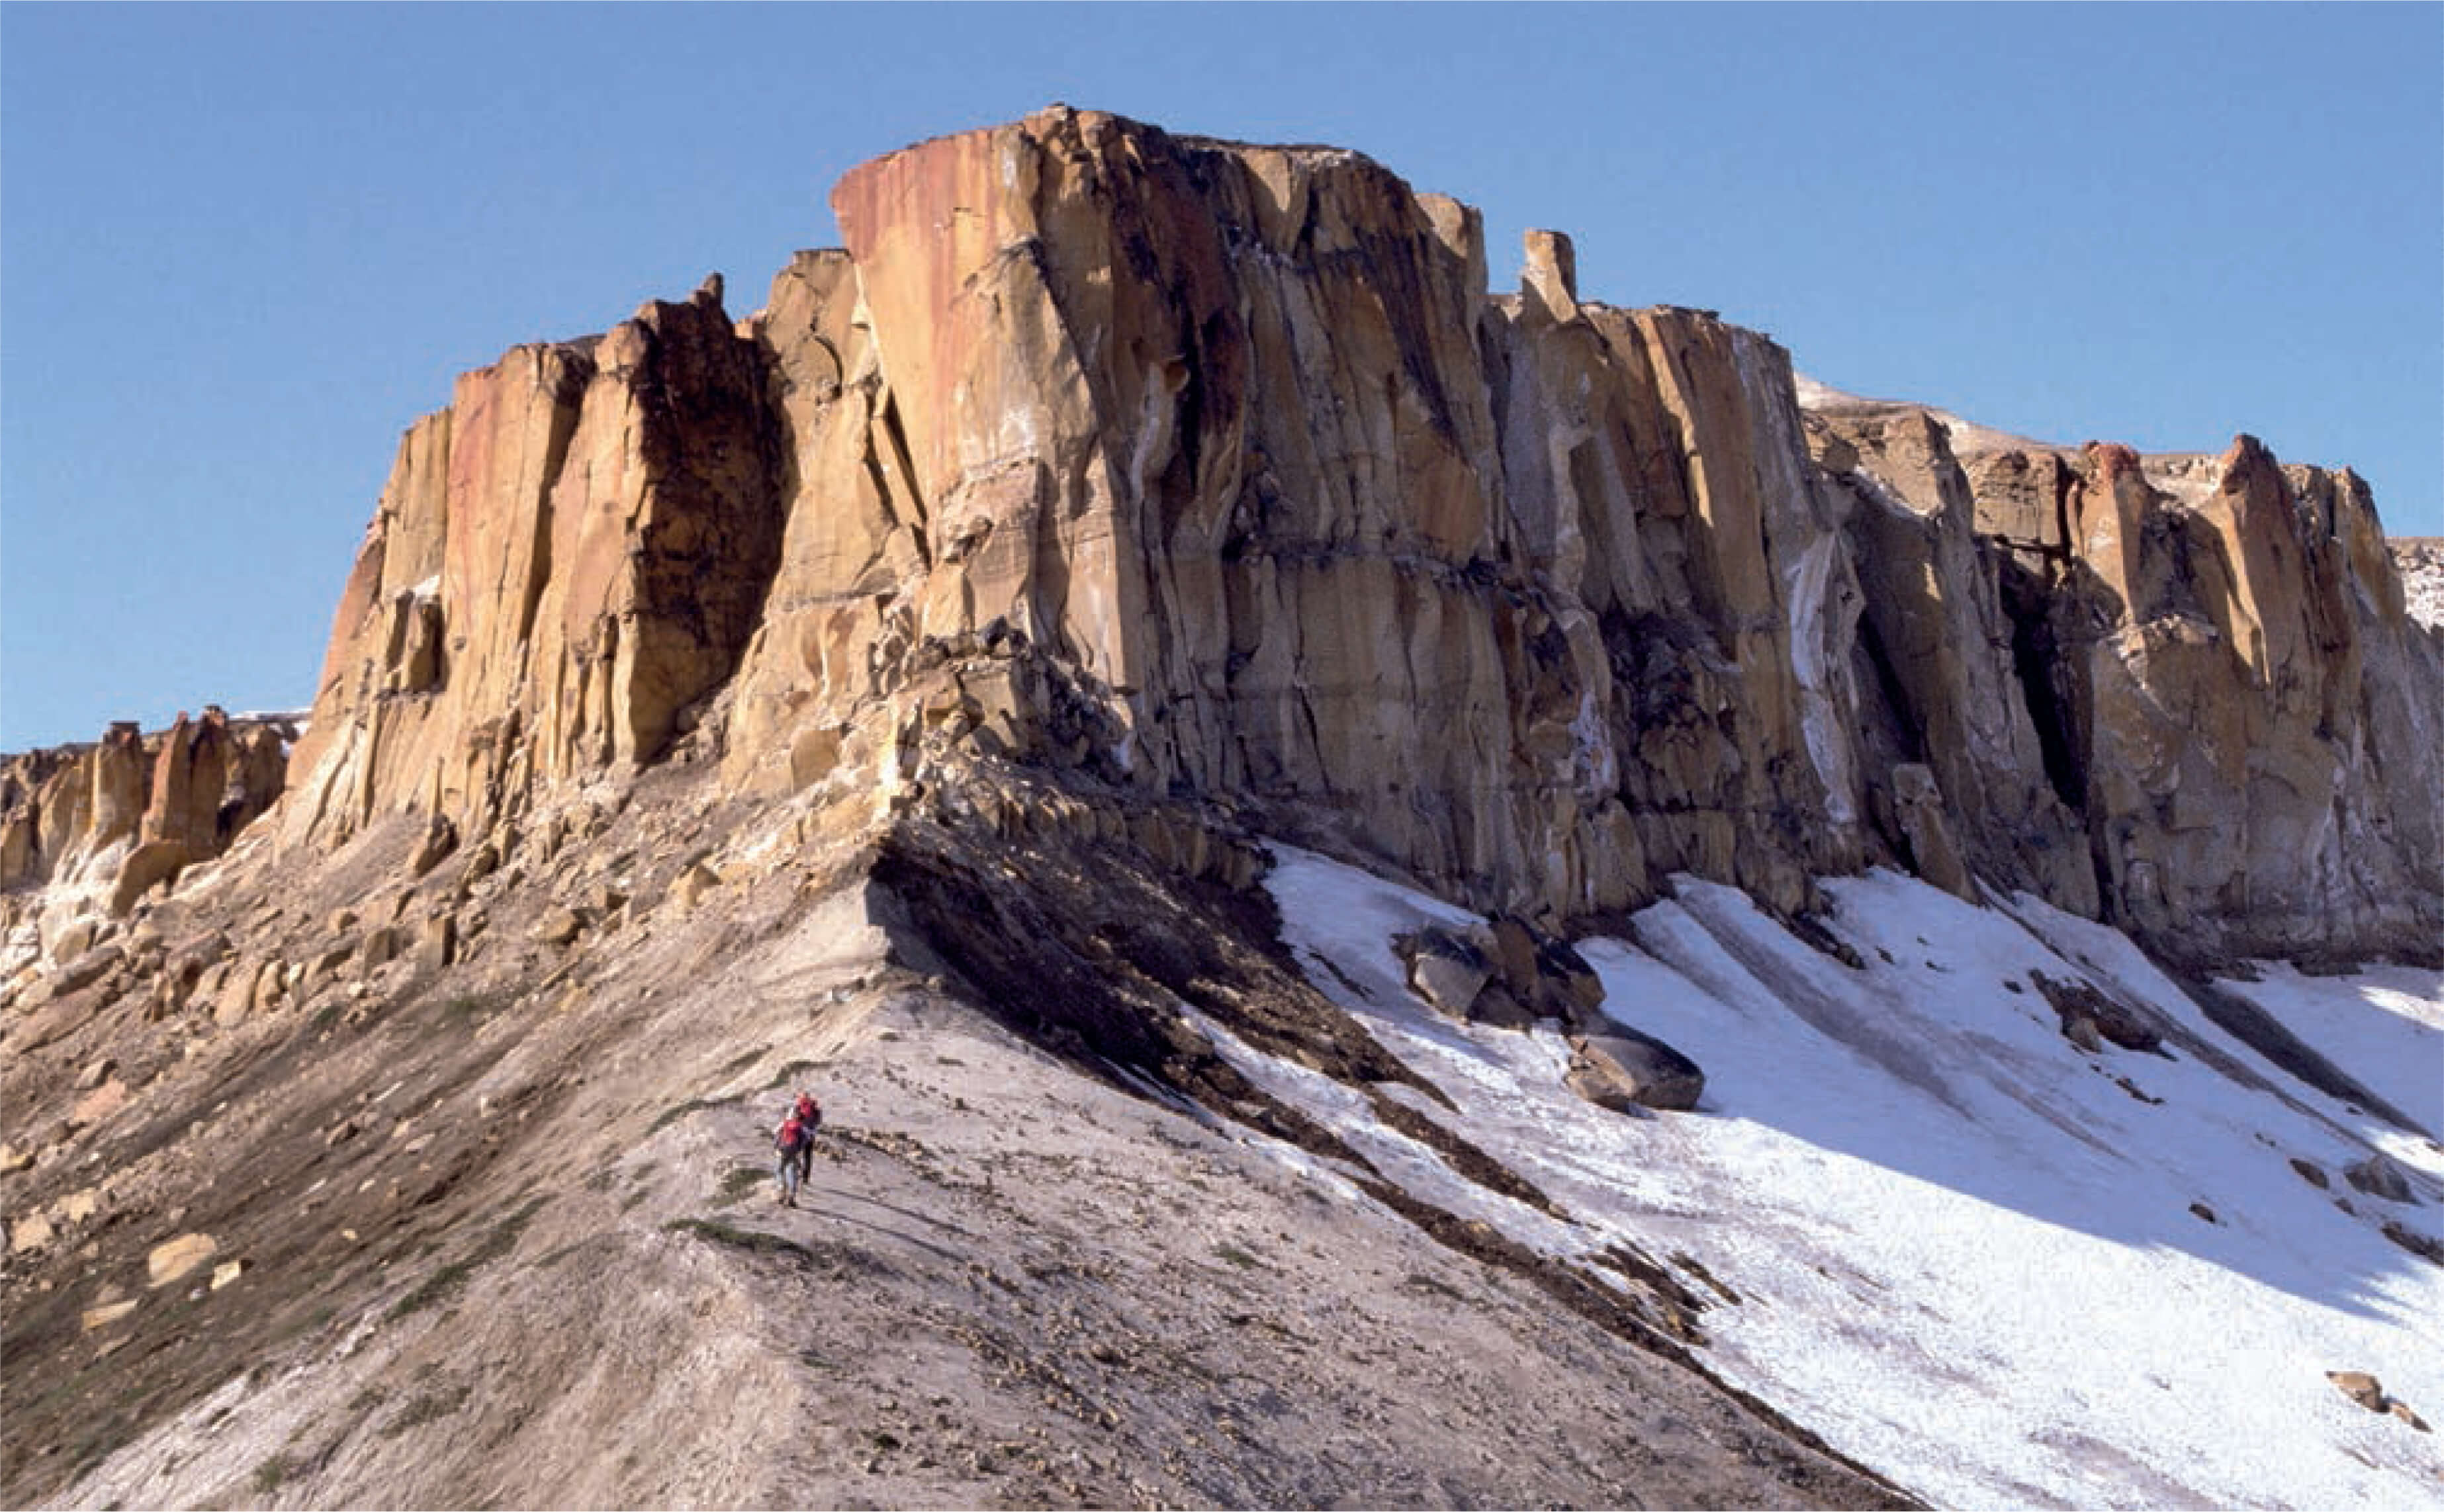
[4,3,2438,750]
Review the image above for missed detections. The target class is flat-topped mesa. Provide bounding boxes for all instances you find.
[277,105,2441,959]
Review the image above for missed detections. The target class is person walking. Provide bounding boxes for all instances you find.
[773,1110,811,1207]
[790,1090,823,1187]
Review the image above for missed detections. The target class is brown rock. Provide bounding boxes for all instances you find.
[111,838,191,916]
[146,1231,218,1288]
[52,944,124,997]
[670,862,722,911]
[1394,928,1495,1021]
[2380,1220,2444,1267]
[1888,764,1973,901]
[408,815,459,878]
[533,906,583,948]
[9,1210,56,1253]
[2029,972,2163,1055]
[359,925,404,969]
[1568,1028,1705,1113]
[2328,1370,2387,1411]
[416,914,458,973]
[251,106,2443,973]
[283,281,785,855]
[2343,1155,2418,1205]
[81,1298,138,1332]
[68,1077,130,1130]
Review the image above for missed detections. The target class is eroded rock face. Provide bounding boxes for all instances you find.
[822,107,1868,918]
[282,283,785,852]
[2026,439,2444,959]
[1,711,293,946]
[258,106,2439,960]
[1809,383,2444,961]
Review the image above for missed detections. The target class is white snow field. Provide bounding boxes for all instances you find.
[1230,847,2444,1510]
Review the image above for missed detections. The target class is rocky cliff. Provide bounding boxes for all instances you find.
[0,709,292,950]
[275,105,2442,963]
[7,107,2444,1512]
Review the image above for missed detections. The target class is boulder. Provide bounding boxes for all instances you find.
[2328,1370,2388,1412]
[2029,972,2163,1054]
[409,815,459,878]
[147,1232,218,1288]
[416,914,457,973]
[10,1210,56,1253]
[1394,928,1495,1021]
[1889,764,1973,901]
[1567,1028,1705,1114]
[110,839,191,916]
[671,862,722,911]
[1482,914,1604,1024]
[2344,1155,2418,1205]
[52,944,124,997]
[68,1077,130,1129]
[359,925,404,969]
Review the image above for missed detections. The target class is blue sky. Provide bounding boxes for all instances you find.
[4,3,2438,750]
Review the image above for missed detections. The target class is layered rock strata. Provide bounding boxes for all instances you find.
[276,106,2442,959]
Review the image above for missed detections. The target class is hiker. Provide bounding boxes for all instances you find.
[773,1111,811,1208]
[790,1090,823,1185]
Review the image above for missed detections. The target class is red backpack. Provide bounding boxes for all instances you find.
[775,1116,806,1153]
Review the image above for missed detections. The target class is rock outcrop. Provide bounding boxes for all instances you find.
[247,106,2444,963]
[1,709,293,975]
[1808,384,2444,960]
[280,281,784,854]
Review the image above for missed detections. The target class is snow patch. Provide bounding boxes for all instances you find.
[1252,845,2444,1509]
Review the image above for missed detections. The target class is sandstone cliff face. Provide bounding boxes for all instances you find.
[281,283,783,856]
[1808,385,2444,958]
[273,106,2441,959]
